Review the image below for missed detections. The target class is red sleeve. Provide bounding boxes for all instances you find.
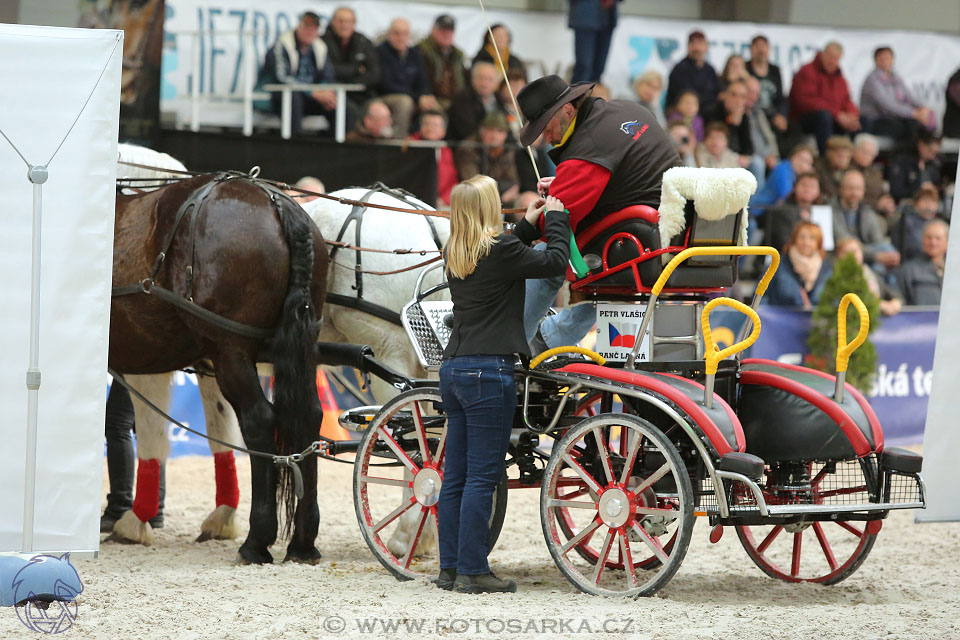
[549,159,612,232]
[789,64,831,116]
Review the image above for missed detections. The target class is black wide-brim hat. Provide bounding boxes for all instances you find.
[517,75,595,147]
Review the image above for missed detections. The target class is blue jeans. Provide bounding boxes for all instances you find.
[438,355,516,574]
[572,26,615,83]
[523,245,596,347]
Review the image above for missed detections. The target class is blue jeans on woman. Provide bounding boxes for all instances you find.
[438,355,516,575]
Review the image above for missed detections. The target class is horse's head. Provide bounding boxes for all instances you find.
[11,554,83,605]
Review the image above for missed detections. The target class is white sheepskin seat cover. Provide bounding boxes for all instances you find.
[657,167,757,250]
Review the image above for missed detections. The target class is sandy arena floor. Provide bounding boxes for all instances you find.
[2,454,957,640]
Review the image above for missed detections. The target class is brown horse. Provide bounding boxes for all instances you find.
[110,172,328,565]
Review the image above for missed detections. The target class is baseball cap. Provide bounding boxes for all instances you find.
[434,14,455,31]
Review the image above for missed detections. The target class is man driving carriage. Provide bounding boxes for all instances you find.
[513,75,680,353]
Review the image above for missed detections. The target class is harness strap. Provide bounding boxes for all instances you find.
[325,292,402,326]
[332,189,378,299]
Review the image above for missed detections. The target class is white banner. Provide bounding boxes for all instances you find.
[0,25,121,553]
[161,0,960,129]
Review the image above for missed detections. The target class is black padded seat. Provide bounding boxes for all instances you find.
[880,447,922,474]
[717,452,765,479]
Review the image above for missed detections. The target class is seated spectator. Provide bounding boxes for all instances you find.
[746,75,779,175]
[944,66,960,138]
[765,171,823,252]
[703,79,763,180]
[287,176,325,203]
[720,54,747,89]
[788,42,860,153]
[667,90,704,142]
[747,34,788,134]
[408,109,456,207]
[453,112,524,206]
[897,219,948,305]
[850,133,887,213]
[345,100,393,142]
[417,15,467,112]
[516,133,556,214]
[832,169,899,275]
[887,130,942,203]
[665,30,721,115]
[765,221,833,309]
[668,122,697,167]
[256,12,343,136]
[472,23,525,77]
[860,47,935,140]
[891,187,942,262]
[376,18,439,136]
[632,70,666,125]
[815,135,854,201]
[447,61,504,142]
[836,237,902,315]
[323,7,379,108]
[696,122,740,169]
[751,143,815,211]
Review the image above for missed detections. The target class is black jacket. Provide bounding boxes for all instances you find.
[322,27,380,98]
[376,42,429,100]
[446,86,507,142]
[666,57,721,113]
[443,211,570,359]
[702,101,754,157]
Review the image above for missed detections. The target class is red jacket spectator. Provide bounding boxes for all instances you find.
[409,131,457,206]
[789,52,858,121]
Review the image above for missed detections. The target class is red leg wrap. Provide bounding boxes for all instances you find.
[214,451,240,509]
[132,458,162,523]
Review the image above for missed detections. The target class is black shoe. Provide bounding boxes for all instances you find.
[100,515,118,533]
[433,568,456,591]
[149,515,164,529]
[453,572,517,594]
[528,330,549,359]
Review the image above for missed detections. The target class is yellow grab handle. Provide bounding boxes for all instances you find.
[836,293,869,373]
[702,297,761,375]
[530,346,606,370]
[653,246,781,300]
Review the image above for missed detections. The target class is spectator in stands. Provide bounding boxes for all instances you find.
[789,42,860,153]
[696,122,740,169]
[851,133,886,212]
[667,90,704,142]
[418,15,468,112]
[860,47,935,140]
[746,75,779,173]
[323,7,379,109]
[702,79,759,177]
[668,122,697,167]
[891,187,942,262]
[765,221,833,309]
[408,109,457,207]
[665,31,721,115]
[345,100,393,142]
[376,18,438,137]
[747,34,788,135]
[944,66,960,138]
[256,11,343,136]
[499,68,528,137]
[453,112,523,206]
[720,54,748,89]
[447,61,504,142]
[815,135,854,201]
[516,133,556,214]
[287,176,325,202]
[632,70,666,125]
[832,169,899,276]
[751,143,815,211]
[568,0,618,83]
[473,24,525,78]
[898,219,948,305]
[887,130,942,203]
[836,237,902,315]
[764,171,822,253]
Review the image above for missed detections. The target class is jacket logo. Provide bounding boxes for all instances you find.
[620,120,649,140]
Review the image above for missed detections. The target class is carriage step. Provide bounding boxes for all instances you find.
[880,447,922,474]
[717,452,765,479]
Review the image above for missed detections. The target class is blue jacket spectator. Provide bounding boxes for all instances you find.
[666,31,721,115]
[765,221,833,309]
[897,219,948,305]
[376,18,439,135]
[750,144,815,211]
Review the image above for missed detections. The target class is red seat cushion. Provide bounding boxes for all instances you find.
[576,205,659,250]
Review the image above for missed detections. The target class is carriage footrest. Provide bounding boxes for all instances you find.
[880,447,922,474]
[717,452,765,479]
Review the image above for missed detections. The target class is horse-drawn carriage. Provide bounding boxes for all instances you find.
[337,176,926,597]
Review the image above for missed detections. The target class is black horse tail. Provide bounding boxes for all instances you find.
[270,192,322,539]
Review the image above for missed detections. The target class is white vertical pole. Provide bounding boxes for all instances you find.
[22,165,48,553]
[335,87,346,142]
[190,32,200,132]
[242,30,253,137]
[281,89,292,139]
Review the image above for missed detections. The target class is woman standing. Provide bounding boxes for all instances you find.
[437,175,570,594]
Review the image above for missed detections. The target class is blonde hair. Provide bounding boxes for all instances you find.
[445,175,503,279]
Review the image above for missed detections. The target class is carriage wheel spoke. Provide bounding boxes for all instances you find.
[562,455,603,494]
[592,428,615,485]
[373,498,417,533]
[790,532,803,578]
[813,522,839,571]
[401,506,429,569]
[631,462,671,495]
[758,525,783,553]
[560,518,603,555]
[631,523,669,564]
[619,432,642,485]
[412,402,432,467]
[634,506,677,517]
[592,529,616,584]
[377,426,420,474]
[361,475,409,488]
[837,521,864,538]
[548,499,598,510]
[619,532,639,588]
[560,486,590,500]
[434,421,448,468]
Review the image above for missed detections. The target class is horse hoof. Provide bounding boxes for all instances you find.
[197,505,241,542]
[284,547,323,565]
[105,510,154,546]
[236,548,273,565]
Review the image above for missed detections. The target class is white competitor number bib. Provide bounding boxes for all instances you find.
[595,303,651,362]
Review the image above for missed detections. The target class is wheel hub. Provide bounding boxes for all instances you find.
[413,467,442,507]
[598,488,631,528]
[784,521,813,533]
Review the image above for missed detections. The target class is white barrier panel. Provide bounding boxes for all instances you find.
[917,163,960,523]
[0,25,122,554]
